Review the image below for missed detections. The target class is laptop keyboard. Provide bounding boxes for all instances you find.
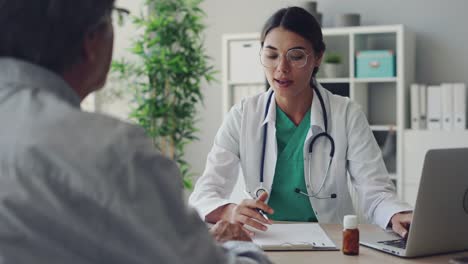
[378,239,407,249]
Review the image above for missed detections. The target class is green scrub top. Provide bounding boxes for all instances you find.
[268,105,317,222]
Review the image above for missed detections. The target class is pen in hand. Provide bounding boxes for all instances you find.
[253,192,273,228]
[257,209,269,221]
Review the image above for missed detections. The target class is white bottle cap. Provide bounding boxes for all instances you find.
[343,215,358,229]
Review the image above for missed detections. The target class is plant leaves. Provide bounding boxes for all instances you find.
[111,0,216,189]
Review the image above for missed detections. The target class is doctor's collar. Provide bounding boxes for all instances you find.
[261,90,276,126]
[310,85,326,131]
[261,86,327,132]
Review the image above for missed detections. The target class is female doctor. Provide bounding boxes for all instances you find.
[189,6,413,238]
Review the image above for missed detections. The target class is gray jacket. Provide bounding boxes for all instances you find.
[0,58,270,264]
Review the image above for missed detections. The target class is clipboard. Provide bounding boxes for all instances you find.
[252,223,338,251]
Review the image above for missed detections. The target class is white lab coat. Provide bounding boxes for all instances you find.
[189,82,412,229]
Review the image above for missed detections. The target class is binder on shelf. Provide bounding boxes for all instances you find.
[441,83,454,131]
[419,84,427,129]
[453,83,467,130]
[427,85,442,130]
[410,84,420,129]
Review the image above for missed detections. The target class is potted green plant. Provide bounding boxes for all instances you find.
[112,0,215,189]
[323,52,343,78]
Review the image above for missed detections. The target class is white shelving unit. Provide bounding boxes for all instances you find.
[222,25,415,207]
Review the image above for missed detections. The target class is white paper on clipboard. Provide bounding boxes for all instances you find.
[252,223,338,251]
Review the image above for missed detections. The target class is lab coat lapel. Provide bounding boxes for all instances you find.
[261,91,277,197]
[309,83,326,133]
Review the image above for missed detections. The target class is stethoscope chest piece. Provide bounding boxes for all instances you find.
[254,186,269,199]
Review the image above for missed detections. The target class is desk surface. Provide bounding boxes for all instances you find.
[266,224,468,264]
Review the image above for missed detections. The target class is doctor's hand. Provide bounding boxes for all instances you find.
[390,211,413,238]
[209,220,252,243]
[221,192,274,232]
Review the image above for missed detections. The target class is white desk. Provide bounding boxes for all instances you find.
[266,224,468,264]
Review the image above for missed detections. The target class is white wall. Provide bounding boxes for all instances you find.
[85,0,468,189]
[81,0,144,118]
[185,0,468,186]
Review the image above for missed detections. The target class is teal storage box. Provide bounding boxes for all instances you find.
[355,50,395,78]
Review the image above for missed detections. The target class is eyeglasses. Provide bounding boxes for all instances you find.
[112,7,130,25]
[89,6,130,31]
[259,48,312,69]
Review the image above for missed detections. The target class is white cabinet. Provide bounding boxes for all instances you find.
[222,34,267,114]
[223,25,415,204]
[228,39,264,83]
[402,130,468,206]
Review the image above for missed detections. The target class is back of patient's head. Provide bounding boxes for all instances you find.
[0,0,115,74]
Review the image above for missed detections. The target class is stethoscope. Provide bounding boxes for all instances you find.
[254,84,337,200]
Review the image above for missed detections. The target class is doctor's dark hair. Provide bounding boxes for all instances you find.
[260,6,326,77]
[0,0,115,74]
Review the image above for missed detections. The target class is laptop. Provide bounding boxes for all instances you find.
[360,148,468,257]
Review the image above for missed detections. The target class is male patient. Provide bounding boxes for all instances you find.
[0,0,270,263]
